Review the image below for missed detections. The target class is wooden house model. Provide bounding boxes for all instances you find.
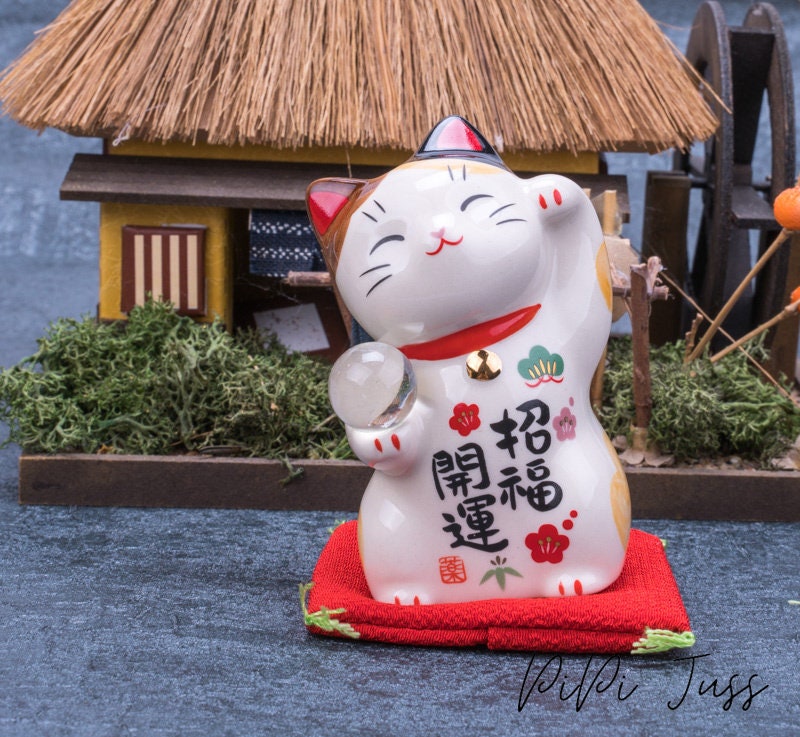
[0,0,716,356]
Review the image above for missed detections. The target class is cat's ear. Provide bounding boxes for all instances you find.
[306,178,364,237]
[306,177,367,275]
[416,116,505,168]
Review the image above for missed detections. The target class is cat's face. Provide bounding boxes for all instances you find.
[326,158,547,346]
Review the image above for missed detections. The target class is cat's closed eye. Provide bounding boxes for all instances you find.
[460,193,493,211]
[370,234,405,255]
[461,193,526,226]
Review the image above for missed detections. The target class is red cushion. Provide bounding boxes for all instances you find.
[306,522,693,654]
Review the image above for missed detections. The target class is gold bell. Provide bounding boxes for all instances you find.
[466,349,502,381]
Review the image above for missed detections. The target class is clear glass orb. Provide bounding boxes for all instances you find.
[329,342,417,429]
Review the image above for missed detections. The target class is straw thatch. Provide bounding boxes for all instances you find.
[0,0,717,154]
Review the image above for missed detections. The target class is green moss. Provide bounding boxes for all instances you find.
[600,336,800,463]
[2,305,797,464]
[0,300,352,459]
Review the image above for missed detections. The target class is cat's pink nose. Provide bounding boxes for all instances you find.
[430,227,446,239]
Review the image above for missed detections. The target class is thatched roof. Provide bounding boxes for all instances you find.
[0,0,717,154]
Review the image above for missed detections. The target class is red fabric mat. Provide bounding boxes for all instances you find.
[305,521,693,654]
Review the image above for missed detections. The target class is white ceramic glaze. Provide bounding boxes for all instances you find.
[308,117,630,604]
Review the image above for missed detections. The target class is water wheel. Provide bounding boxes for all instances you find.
[666,2,797,367]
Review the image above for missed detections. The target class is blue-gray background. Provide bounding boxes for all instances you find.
[0,1,798,735]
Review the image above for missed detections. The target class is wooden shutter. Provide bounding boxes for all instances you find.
[121,226,206,315]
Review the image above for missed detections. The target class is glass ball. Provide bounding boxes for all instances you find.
[329,342,417,429]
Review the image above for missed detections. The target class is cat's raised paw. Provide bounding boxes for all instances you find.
[537,188,564,210]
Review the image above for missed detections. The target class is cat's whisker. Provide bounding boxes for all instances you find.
[497,218,527,225]
[360,263,391,277]
[363,212,378,223]
[366,274,393,297]
[374,200,386,213]
[490,203,515,218]
[447,165,454,181]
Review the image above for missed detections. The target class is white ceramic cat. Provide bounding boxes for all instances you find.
[307,117,630,604]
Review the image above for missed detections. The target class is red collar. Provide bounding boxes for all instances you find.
[399,305,541,361]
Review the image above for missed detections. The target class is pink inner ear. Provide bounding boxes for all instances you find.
[308,190,350,235]
[436,119,482,151]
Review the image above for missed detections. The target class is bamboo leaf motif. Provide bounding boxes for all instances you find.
[480,563,523,590]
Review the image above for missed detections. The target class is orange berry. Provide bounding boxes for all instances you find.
[774,186,800,230]
[791,285,800,306]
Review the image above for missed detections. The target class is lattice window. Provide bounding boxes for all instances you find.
[248,210,326,277]
[121,225,206,315]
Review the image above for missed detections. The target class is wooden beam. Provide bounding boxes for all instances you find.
[60,154,387,209]
[60,154,630,217]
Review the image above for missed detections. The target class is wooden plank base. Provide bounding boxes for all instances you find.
[17,454,800,521]
[19,455,370,511]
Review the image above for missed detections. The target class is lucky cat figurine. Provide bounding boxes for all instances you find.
[307,116,630,604]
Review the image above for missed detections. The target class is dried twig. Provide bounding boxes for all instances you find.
[710,297,800,363]
[628,257,667,435]
[684,313,704,360]
[661,271,799,408]
[686,228,794,362]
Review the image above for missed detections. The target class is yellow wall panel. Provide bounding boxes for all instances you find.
[99,203,233,326]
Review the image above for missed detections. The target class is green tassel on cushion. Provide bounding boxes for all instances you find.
[299,582,360,639]
[631,627,695,654]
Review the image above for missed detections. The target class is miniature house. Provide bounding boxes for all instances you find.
[0,0,716,356]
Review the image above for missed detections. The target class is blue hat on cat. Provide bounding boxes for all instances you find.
[415,116,508,170]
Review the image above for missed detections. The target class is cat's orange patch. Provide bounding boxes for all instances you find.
[397,159,505,177]
[357,512,365,566]
[610,469,630,549]
[595,240,613,311]
[603,433,630,549]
